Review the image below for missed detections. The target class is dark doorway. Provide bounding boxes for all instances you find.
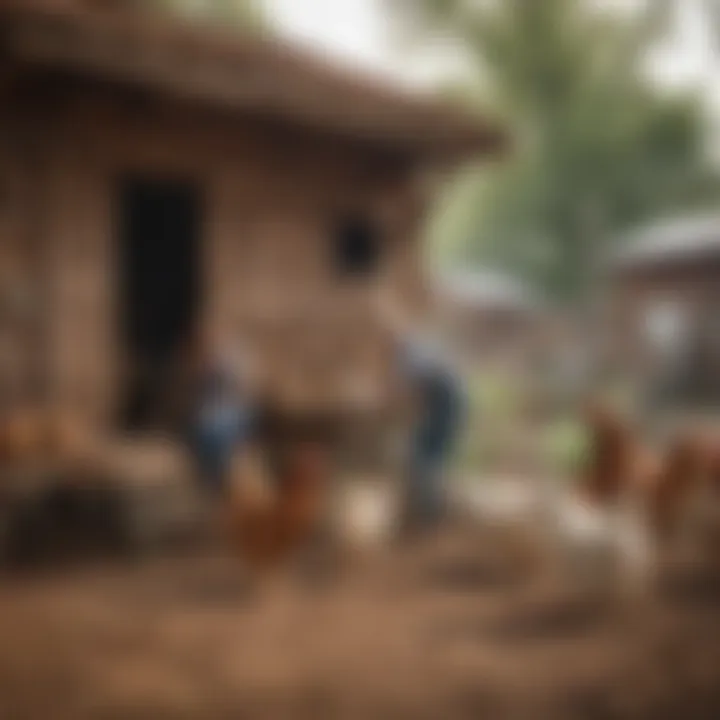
[118,177,201,431]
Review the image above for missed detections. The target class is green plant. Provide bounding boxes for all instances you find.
[541,416,590,478]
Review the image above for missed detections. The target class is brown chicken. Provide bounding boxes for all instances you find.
[648,430,720,540]
[582,400,719,537]
[646,430,711,540]
[580,400,650,505]
[579,399,682,543]
[0,405,97,472]
[225,441,331,579]
[0,406,46,466]
[579,400,714,514]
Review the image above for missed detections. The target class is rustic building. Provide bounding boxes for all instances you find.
[0,0,503,433]
[609,214,720,405]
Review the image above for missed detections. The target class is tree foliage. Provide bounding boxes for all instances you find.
[389,0,719,301]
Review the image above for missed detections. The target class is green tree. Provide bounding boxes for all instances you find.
[389,0,718,301]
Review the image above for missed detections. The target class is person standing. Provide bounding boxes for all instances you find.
[395,326,467,533]
[185,330,256,498]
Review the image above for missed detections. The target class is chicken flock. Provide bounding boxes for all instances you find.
[545,400,720,593]
[1,400,720,594]
[579,401,720,540]
[0,405,333,577]
[0,405,98,475]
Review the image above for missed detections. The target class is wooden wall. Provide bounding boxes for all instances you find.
[0,99,51,404]
[610,261,720,379]
[0,79,429,424]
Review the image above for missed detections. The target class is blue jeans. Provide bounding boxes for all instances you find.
[192,405,253,496]
[407,451,446,526]
[406,385,465,527]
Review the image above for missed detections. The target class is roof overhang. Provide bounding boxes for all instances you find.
[0,0,507,161]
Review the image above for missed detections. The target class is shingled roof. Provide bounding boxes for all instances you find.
[0,0,505,159]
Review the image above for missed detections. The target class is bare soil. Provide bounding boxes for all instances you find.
[0,523,719,720]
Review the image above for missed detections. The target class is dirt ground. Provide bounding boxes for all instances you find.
[1,523,719,720]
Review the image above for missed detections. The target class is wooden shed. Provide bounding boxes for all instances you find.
[0,0,503,434]
[609,214,720,405]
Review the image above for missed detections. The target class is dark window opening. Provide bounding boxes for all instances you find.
[332,215,382,277]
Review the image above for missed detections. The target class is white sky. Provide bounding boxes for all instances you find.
[266,0,720,110]
[265,0,390,72]
[264,0,463,87]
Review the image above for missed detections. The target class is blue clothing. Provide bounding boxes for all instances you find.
[400,337,466,526]
[198,362,238,410]
[190,358,253,497]
[192,404,253,497]
[414,370,465,460]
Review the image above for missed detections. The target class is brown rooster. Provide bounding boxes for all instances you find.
[579,399,655,505]
[225,441,331,580]
[645,430,711,541]
[578,401,714,528]
[550,403,716,592]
